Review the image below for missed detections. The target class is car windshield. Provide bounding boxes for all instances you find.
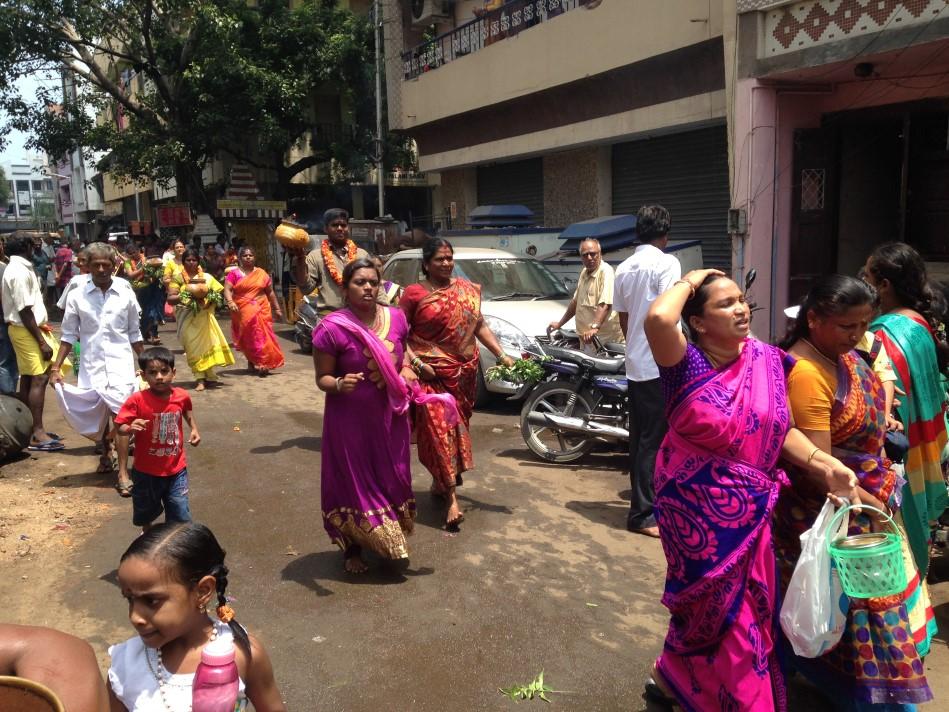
[454,258,569,300]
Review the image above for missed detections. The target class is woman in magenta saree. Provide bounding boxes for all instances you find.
[644,270,858,712]
[223,246,285,375]
[312,259,458,573]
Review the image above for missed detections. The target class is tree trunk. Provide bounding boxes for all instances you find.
[175,162,210,214]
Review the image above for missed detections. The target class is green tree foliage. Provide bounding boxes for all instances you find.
[0,166,9,205]
[0,0,411,211]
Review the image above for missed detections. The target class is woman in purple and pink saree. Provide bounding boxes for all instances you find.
[644,270,859,712]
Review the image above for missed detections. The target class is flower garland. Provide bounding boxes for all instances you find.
[321,239,357,286]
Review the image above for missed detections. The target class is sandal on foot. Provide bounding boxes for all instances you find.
[28,439,65,452]
[115,481,133,497]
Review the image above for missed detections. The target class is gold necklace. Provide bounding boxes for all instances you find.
[800,338,838,367]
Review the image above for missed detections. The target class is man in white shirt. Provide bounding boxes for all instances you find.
[2,235,63,450]
[549,238,625,348]
[50,242,144,496]
[614,205,681,537]
[0,245,19,396]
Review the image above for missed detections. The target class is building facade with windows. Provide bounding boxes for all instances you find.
[730,0,949,337]
[385,0,735,267]
[1,156,57,231]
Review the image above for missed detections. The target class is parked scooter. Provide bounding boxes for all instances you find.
[293,294,320,353]
[519,329,628,463]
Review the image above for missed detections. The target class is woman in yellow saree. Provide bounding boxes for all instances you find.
[167,248,234,390]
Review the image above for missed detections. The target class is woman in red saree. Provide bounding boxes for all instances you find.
[223,246,285,376]
[400,239,514,529]
[644,269,858,712]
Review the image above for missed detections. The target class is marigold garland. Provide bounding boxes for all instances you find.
[321,239,357,286]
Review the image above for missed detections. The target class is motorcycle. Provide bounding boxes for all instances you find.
[293,293,320,353]
[519,329,629,463]
[519,270,761,463]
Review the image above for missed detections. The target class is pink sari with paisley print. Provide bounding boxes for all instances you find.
[654,339,790,712]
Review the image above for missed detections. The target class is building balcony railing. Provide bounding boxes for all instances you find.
[402,0,596,81]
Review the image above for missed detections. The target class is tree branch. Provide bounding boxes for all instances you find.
[285,153,329,179]
[141,0,175,109]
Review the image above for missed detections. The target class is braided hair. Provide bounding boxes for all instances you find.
[868,242,949,375]
[121,522,252,658]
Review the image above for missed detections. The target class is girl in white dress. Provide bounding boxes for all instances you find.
[108,522,285,711]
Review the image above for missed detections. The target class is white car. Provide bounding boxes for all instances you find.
[382,247,573,404]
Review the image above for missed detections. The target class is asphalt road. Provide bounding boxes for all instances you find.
[7,318,948,710]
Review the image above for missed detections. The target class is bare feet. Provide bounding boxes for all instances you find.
[629,525,661,538]
[195,381,206,392]
[445,488,465,530]
[344,554,368,574]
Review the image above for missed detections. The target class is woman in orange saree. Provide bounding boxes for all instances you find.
[401,238,514,529]
[223,246,285,376]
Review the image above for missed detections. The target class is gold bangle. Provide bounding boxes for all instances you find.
[673,280,696,299]
[805,446,821,467]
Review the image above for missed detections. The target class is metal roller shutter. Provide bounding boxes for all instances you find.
[612,125,730,269]
[476,158,544,224]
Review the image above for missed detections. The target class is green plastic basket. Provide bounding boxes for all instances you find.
[826,504,907,599]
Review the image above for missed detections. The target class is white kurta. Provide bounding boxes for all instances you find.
[60,277,142,412]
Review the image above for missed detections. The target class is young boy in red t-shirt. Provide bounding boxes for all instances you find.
[115,347,201,531]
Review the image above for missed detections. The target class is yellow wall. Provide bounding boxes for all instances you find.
[102,175,153,203]
[396,0,723,130]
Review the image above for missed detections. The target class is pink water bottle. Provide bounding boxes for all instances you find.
[192,636,240,712]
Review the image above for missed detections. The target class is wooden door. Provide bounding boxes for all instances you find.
[788,128,838,305]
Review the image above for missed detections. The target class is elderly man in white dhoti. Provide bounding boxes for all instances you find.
[50,242,145,497]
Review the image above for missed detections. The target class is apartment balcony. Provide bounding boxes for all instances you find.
[393,0,721,131]
[401,0,595,80]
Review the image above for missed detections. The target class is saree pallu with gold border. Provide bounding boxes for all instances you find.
[655,339,791,712]
[775,352,933,707]
[226,267,285,371]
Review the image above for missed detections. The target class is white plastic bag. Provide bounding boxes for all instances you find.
[779,498,850,658]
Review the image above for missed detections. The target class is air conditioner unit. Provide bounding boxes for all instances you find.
[411,0,450,27]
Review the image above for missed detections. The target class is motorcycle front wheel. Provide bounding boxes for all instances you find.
[520,381,595,463]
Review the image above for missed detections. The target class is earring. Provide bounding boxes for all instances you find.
[197,602,206,612]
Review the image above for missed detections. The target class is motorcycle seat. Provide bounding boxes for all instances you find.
[583,355,625,373]
[603,342,626,356]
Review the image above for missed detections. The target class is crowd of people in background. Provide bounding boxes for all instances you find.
[0,201,947,711]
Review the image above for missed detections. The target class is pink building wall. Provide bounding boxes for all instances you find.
[731,45,949,339]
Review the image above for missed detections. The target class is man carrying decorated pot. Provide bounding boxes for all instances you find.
[289,208,368,316]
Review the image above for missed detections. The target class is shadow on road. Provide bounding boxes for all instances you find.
[44,469,118,489]
[493,447,628,473]
[250,435,322,454]
[282,551,435,596]
[565,499,628,530]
